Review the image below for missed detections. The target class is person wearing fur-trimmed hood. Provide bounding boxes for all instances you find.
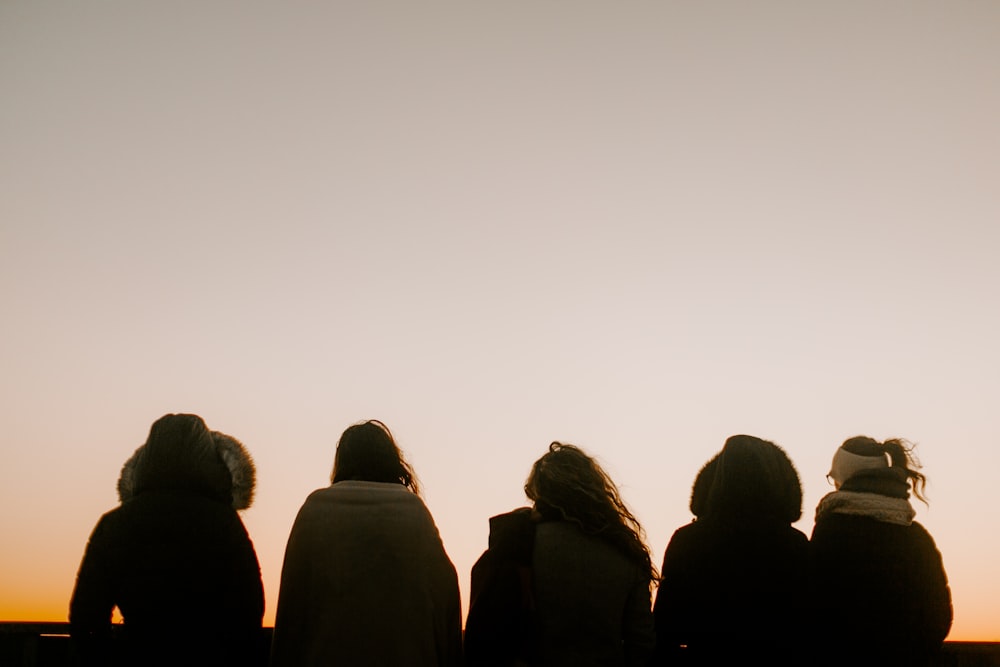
[69,413,265,666]
[651,435,809,666]
[809,436,952,666]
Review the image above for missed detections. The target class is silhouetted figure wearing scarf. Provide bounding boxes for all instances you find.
[809,436,952,666]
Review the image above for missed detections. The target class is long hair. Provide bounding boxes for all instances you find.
[331,420,421,496]
[524,442,657,582]
[705,434,803,524]
[841,435,928,503]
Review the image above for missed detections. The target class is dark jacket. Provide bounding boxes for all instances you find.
[809,469,952,666]
[652,518,809,666]
[69,414,265,667]
[467,509,654,667]
[465,508,538,667]
[651,437,809,666]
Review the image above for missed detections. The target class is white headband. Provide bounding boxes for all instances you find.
[829,447,888,487]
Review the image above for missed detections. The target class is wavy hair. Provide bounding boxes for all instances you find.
[524,442,657,582]
[841,435,928,503]
[331,420,421,497]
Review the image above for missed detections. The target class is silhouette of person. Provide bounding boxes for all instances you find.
[651,435,808,666]
[809,436,952,666]
[69,413,264,667]
[269,419,462,667]
[465,442,655,666]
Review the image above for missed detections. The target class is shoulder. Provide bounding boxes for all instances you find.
[784,524,809,545]
[298,481,423,511]
[307,480,421,502]
[294,482,436,531]
[486,507,536,554]
[670,521,703,541]
[909,520,938,542]
[84,507,123,545]
[906,521,946,557]
[535,521,629,567]
[662,521,703,554]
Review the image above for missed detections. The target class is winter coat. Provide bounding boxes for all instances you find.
[532,520,655,667]
[467,509,654,667]
[69,414,265,667]
[809,469,952,666]
[465,508,538,666]
[269,481,463,667]
[651,438,809,666]
[651,518,809,666]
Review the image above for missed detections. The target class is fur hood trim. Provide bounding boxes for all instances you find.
[117,425,256,510]
[212,431,256,510]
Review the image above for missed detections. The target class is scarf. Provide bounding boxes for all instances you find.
[815,490,916,526]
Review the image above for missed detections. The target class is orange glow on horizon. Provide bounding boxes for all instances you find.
[0,602,994,643]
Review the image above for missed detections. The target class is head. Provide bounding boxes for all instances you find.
[705,434,803,524]
[129,413,232,504]
[119,415,257,509]
[525,442,656,582]
[830,435,927,502]
[331,420,420,496]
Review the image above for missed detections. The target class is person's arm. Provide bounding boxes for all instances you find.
[439,560,465,667]
[650,527,695,665]
[69,515,117,666]
[269,510,311,667]
[233,516,265,628]
[226,514,265,665]
[916,524,953,648]
[622,568,655,667]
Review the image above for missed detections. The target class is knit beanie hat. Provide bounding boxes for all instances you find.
[829,442,888,488]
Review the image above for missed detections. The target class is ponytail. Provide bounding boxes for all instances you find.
[881,438,928,504]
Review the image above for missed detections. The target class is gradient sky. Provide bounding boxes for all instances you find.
[1,1,998,641]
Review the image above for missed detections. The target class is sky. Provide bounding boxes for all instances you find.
[1,1,998,641]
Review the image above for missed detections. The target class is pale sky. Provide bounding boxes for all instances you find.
[1,1,998,640]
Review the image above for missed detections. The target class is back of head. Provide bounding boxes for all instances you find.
[706,434,803,524]
[524,442,610,524]
[832,435,927,502]
[331,420,420,495]
[131,413,232,503]
[525,442,655,580]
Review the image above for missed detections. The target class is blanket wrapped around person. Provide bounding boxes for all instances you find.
[270,480,463,666]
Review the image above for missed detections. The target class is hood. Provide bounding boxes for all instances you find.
[212,430,256,509]
[705,434,803,524]
[689,453,720,518]
[117,413,257,510]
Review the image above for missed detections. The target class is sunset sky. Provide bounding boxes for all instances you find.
[1,1,998,641]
